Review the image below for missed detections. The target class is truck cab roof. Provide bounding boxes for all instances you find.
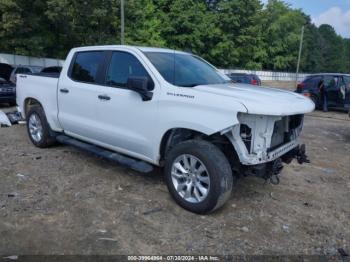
[72,45,191,55]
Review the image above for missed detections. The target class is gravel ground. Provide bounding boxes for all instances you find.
[0,105,349,256]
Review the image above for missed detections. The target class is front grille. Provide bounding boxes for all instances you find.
[240,124,252,153]
[269,115,304,152]
[270,119,285,149]
[289,114,303,129]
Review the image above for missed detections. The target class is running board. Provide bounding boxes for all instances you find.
[56,135,154,173]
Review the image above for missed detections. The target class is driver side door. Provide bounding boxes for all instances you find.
[93,50,159,162]
[324,76,341,107]
[343,76,350,109]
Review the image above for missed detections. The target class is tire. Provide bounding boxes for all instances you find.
[164,140,234,214]
[26,105,56,148]
[310,95,320,109]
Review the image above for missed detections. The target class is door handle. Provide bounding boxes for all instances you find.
[60,88,69,94]
[98,95,111,101]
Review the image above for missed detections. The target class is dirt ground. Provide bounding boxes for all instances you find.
[262,80,296,91]
[0,104,349,256]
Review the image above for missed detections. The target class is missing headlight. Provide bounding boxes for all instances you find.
[240,124,252,153]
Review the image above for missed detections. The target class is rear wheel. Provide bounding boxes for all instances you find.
[310,95,321,110]
[164,140,233,214]
[26,106,56,148]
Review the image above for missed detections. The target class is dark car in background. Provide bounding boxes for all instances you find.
[9,65,41,84]
[227,73,262,86]
[0,63,16,106]
[40,66,62,74]
[296,73,350,111]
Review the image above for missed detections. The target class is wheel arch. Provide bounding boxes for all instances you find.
[24,97,43,118]
[158,127,240,173]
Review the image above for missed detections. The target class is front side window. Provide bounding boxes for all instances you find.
[106,51,153,90]
[324,76,339,89]
[144,52,227,87]
[343,76,350,86]
[71,51,104,83]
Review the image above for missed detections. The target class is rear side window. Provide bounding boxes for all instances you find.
[15,67,31,74]
[324,76,339,89]
[106,51,153,90]
[230,75,248,83]
[303,76,322,88]
[344,76,350,85]
[70,51,104,84]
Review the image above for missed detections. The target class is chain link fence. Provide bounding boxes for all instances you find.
[220,69,309,82]
[0,53,64,68]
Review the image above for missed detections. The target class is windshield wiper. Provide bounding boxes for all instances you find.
[180,83,202,87]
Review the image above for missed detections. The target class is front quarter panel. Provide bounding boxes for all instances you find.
[152,85,248,161]
[158,86,247,135]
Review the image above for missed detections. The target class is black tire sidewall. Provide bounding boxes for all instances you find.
[164,140,233,214]
[26,106,53,148]
[311,95,320,109]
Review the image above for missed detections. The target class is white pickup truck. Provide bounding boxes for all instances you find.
[16,45,314,214]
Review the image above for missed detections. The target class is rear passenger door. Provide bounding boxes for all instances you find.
[324,76,341,107]
[58,51,107,140]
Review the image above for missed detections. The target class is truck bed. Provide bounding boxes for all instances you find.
[27,72,60,78]
[16,73,61,131]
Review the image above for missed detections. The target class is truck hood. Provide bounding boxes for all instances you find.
[193,83,315,116]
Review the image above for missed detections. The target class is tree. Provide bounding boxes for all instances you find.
[214,0,266,69]
[153,0,209,54]
[0,0,52,56]
[317,24,346,73]
[262,0,307,71]
[299,22,323,73]
[45,0,120,58]
[124,0,165,47]
[343,39,350,73]
[1,0,349,73]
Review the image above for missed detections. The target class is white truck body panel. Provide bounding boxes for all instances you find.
[16,45,315,166]
[16,74,62,131]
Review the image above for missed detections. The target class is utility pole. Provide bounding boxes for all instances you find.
[120,0,125,45]
[295,25,305,86]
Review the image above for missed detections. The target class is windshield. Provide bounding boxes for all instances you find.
[144,52,227,87]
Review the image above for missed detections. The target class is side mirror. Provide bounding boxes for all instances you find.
[126,76,153,101]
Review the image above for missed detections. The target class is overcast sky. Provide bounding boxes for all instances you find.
[261,0,350,38]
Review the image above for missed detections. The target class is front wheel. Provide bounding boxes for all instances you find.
[164,140,234,214]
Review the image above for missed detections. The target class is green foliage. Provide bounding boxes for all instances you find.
[124,0,165,47]
[262,0,306,71]
[317,24,346,72]
[0,0,349,73]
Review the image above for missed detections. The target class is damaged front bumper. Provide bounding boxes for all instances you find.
[224,113,306,165]
[223,113,310,184]
[245,144,310,184]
